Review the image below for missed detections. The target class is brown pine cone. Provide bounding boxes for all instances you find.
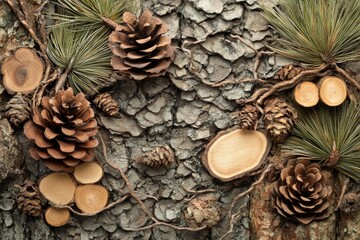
[264,98,297,143]
[93,92,120,116]
[270,159,332,224]
[15,179,42,217]
[184,194,220,228]
[231,104,258,130]
[24,88,98,172]
[136,145,175,168]
[274,65,302,81]
[5,93,31,127]
[108,10,175,80]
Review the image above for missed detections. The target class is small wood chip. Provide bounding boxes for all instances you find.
[45,206,71,227]
[74,184,109,214]
[73,162,104,184]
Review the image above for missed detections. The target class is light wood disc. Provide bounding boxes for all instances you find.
[75,184,108,214]
[319,76,347,106]
[39,172,76,205]
[74,162,104,184]
[45,207,71,227]
[293,81,319,107]
[202,129,270,181]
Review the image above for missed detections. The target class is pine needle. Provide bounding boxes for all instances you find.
[282,102,360,182]
[47,25,113,94]
[262,0,360,66]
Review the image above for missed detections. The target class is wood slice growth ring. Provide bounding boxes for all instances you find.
[45,207,71,227]
[1,48,44,94]
[73,162,104,184]
[74,184,108,214]
[202,129,271,181]
[39,172,76,205]
[293,81,319,107]
[319,76,347,106]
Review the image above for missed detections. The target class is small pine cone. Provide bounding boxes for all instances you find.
[231,104,258,130]
[339,192,360,213]
[274,65,303,81]
[93,92,120,116]
[15,179,42,217]
[184,194,220,228]
[109,10,175,80]
[136,145,175,168]
[264,98,297,143]
[5,93,31,127]
[270,159,332,224]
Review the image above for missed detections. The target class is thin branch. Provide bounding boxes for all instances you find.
[335,175,350,211]
[122,222,207,232]
[333,63,360,91]
[181,185,216,194]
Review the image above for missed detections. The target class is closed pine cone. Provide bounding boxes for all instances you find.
[108,10,175,80]
[232,104,258,130]
[270,159,332,224]
[264,98,297,143]
[136,145,175,168]
[24,88,98,172]
[93,92,119,116]
[274,65,302,81]
[15,179,42,217]
[5,93,31,127]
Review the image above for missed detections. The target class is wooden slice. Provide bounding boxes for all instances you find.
[39,173,76,205]
[318,76,347,106]
[45,207,71,227]
[202,129,271,182]
[74,184,108,214]
[293,81,319,107]
[1,48,44,94]
[73,162,104,184]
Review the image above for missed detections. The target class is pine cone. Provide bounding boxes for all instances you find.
[15,179,42,217]
[93,92,120,116]
[231,104,258,130]
[184,194,220,228]
[274,65,302,81]
[24,88,98,172]
[5,93,31,127]
[109,10,175,80]
[136,145,175,168]
[270,159,332,224]
[264,98,297,143]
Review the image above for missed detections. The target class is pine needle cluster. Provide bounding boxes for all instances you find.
[263,0,360,66]
[282,102,360,182]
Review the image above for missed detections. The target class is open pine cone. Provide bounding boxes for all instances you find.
[109,10,175,80]
[274,65,302,81]
[24,88,98,172]
[264,98,297,143]
[5,93,31,127]
[15,179,42,217]
[270,159,332,224]
[231,104,258,130]
[136,145,175,168]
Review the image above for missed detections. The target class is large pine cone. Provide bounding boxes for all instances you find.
[270,159,332,224]
[5,93,31,127]
[264,98,297,143]
[93,92,120,116]
[274,65,302,81]
[15,179,42,217]
[136,145,175,168]
[24,88,98,172]
[231,104,258,130]
[109,10,175,80]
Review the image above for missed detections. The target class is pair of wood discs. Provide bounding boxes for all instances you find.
[40,162,108,227]
[293,76,347,107]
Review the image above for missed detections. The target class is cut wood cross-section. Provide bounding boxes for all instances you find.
[73,162,104,184]
[293,81,319,107]
[202,129,271,181]
[1,48,44,94]
[74,184,108,214]
[319,76,347,106]
[45,207,71,227]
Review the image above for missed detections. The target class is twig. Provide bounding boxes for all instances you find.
[181,185,216,194]
[335,175,350,211]
[122,222,207,232]
[333,63,360,91]
[53,195,130,216]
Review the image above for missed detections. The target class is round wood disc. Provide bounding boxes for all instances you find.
[293,81,319,107]
[39,172,76,205]
[319,76,347,106]
[45,207,71,227]
[202,129,271,181]
[1,48,44,94]
[75,184,109,214]
[73,162,104,184]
